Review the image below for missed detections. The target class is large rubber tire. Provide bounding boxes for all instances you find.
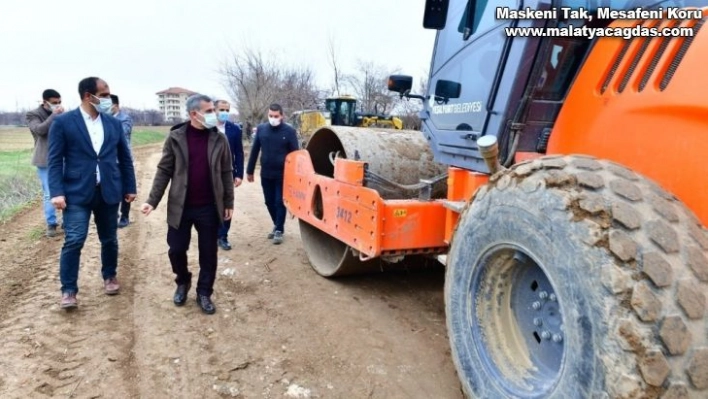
[446,155,708,398]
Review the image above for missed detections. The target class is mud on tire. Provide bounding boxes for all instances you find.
[445,155,708,398]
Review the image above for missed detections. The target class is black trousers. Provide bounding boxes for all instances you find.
[218,218,230,239]
[120,198,130,219]
[261,176,286,233]
[167,204,220,297]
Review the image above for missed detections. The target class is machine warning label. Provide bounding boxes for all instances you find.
[393,209,407,217]
[497,6,701,39]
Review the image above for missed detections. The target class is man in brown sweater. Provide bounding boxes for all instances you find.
[141,94,234,314]
[26,89,64,237]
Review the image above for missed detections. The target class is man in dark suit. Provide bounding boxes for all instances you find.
[214,99,244,250]
[47,77,137,309]
[109,94,135,228]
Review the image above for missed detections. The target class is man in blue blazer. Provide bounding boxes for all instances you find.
[214,100,244,250]
[47,77,137,309]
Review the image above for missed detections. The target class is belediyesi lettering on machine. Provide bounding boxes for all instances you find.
[496,6,703,20]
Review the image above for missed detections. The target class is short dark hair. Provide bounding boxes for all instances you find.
[110,94,119,105]
[78,77,100,99]
[42,89,61,101]
[268,103,283,115]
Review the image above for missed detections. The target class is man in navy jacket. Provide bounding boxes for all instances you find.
[215,100,244,250]
[246,103,299,245]
[48,77,137,309]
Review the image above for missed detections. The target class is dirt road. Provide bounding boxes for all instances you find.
[0,143,463,399]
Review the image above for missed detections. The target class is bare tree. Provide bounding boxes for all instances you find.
[391,74,429,130]
[123,108,166,126]
[345,60,399,115]
[220,46,324,125]
[279,67,323,113]
[327,34,344,97]
[220,47,282,127]
[0,110,27,126]
[418,74,429,96]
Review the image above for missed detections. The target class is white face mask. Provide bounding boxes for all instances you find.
[268,117,281,126]
[200,112,218,129]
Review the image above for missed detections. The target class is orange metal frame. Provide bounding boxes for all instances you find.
[548,9,708,226]
[284,9,708,260]
[283,151,488,259]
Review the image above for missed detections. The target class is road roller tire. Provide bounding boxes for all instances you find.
[299,220,442,277]
[304,126,447,199]
[446,155,708,398]
[299,220,383,277]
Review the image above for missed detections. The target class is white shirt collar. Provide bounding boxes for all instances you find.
[79,104,101,121]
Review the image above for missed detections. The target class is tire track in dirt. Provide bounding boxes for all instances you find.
[126,144,462,399]
[128,148,206,398]
[0,149,147,399]
[0,142,463,399]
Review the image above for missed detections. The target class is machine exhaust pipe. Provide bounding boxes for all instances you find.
[477,135,505,175]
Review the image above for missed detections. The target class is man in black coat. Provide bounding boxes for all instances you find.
[245,103,299,245]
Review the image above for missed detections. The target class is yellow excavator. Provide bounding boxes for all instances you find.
[290,95,403,146]
[289,109,332,146]
[325,95,403,130]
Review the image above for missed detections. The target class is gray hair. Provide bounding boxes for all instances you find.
[185,94,212,113]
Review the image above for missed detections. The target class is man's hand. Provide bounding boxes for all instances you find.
[53,106,65,115]
[224,208,233,220]
[246,174,254,183]
[124,193,136,203]
[141,203,154,216]
[51,196,66,210]
[234,178,242,187]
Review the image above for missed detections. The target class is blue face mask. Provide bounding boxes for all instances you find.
[92,95,113,113]
[217,111,230,122]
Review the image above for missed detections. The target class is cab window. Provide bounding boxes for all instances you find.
[432,0,518,73]
[534,36,591,101]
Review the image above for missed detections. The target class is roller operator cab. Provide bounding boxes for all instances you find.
[284,0,708,397]
[393,0,708,225]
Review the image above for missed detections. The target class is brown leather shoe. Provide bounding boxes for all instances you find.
[104,277,120,295]
[61,292,77,309]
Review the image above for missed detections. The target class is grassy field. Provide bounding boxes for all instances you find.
[0,125,170,223]
[0,125,170,151]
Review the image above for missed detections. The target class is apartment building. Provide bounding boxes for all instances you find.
[156,87,197,122]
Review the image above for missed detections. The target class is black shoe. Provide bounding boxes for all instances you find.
[196,294,216,314]
[173,282,191,306]
[267,228,276,239]
[118,217,130,228]
[218,237,232,250]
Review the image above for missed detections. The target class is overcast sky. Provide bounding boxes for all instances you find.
[0,0,436,112]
